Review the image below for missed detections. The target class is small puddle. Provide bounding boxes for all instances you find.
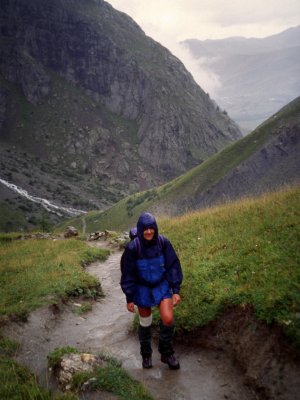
[4,242,256,400]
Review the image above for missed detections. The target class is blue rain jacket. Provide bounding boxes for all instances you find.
[120,212,183,307]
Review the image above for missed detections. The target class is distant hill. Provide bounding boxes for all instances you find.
[0,0,241,231]
[71,96,300,233]
[181,26,300,132]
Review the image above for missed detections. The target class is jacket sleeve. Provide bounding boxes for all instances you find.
[162,237,183,294]
[120,244,137,303]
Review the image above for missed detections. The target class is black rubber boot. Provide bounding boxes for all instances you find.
[161,353,180,370]
[138,324,153,369]
[159,321,180,370]
[142,354,152,369]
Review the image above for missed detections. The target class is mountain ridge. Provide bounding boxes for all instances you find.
[181,26,300,131]
[0,0,241,230]
[72,96,300,232]
[184,25,300,55]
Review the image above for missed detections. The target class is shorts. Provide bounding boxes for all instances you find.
[134,279,172,307]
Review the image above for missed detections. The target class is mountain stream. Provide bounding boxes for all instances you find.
[4,242,256,400]
[0,177,85,217]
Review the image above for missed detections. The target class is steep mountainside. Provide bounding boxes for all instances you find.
[182,26,300,132]
[73,97,300,232]
[0,0,241,230]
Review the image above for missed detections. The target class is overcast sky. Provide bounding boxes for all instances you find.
[106,0,300,93]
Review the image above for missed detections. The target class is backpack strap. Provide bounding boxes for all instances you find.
[158,234,165,251]
[133,237,141,258]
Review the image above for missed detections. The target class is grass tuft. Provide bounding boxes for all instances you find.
[47,346,79,369]
[0,333,20,357]
[72,363,153,400]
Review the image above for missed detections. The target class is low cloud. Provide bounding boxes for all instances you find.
[106,0,299,98]
[171,43,222,95]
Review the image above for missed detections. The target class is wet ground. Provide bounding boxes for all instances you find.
[4,243,256,400]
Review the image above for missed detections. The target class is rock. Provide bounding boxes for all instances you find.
[57,352,105,390]
[88,230,129,249]
[82,377,97,391]
[104,230,117,238]
[64,226,78,238]
[88,231,105,241]
[113,236,127,245]
[0,89,8,133]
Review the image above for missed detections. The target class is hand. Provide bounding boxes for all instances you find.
[172,294,181,306]
[127,302,135,313]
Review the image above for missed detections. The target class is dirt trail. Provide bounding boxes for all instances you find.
[4,243,256,400]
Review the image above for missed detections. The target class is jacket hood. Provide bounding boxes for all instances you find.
[137,212,158,242]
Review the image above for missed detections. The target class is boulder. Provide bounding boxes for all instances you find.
[64,226,78,238]
[56,352,105,391]
[104,230,117,238]
[88,231,105,241]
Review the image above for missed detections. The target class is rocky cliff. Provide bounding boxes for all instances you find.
[0,0,241,230]
[77,97,300,232]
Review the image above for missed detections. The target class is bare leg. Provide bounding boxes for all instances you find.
[158,298,173,326]
[158,298,180,369]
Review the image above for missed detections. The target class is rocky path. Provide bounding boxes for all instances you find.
[4,243,256,400]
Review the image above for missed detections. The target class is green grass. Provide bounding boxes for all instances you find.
[0,333,20,357]
[47,347,153,399]
[0,337,77,400]
[72,301,93,315]
[47,346,79,369]
[0,232,23,242]
[0,239,109,320]
[72,362,153,400]
[158,187,300,349]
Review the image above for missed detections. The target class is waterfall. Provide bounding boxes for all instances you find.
[0,178,86,217]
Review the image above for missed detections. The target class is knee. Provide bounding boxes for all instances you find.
[138,307,152,318]
[161,315,174,326]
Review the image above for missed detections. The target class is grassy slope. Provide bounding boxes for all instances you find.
[160,186,300,348]
[63,96,300,234]
[0,238,109,319]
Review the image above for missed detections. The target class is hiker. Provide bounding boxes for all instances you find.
[120,212,183,369]
[120,227,138,273]
[129,227,137,240]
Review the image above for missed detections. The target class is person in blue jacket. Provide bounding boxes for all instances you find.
[120,212,183,369]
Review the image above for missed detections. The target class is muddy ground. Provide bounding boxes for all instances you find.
[3,242,300,400]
